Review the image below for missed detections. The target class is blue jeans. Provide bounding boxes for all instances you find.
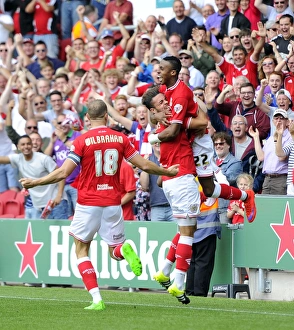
[33,200,69,219]
[64,184,77,217]
[150,205,176,222]
[61,0,86,39]
[25,206,40,219]
[0,164,20,192]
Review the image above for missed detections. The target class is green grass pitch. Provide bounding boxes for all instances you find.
[0,286,294,330]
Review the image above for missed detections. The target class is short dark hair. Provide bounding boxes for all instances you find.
[240,82,254,92]
[17,135,31,145]
[278,14,294,24]
[55,73,69,82]
[49,90,62,99]
[239,28,251,38]
[74,68,87,77]
[232,45,247,56]
[35,40,47,49]
[142,86,160,110]
[162,56,182,75]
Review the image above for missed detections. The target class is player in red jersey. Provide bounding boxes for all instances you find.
[142,57,256,304]
[20,99,179,311]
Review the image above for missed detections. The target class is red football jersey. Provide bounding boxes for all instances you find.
[34,0,55,35]
[218,56,258,88]
[68,126,138,206]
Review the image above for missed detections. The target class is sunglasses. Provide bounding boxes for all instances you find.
[26,126,38,130]
[0,49,8,52]
[262,61,274,66]
[267,28,278,32]
[214,142,225,146]
[274,1,285,4]
[180,56,191,60]
[230,35,240,39]
[36,49,46,53]
[194,92,204,97]
[34,101,45,106]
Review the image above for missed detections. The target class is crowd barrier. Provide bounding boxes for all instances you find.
[1,195,294,300]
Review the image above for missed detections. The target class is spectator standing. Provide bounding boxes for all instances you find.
[99,0,133,43]
[0,9,14,43]
[205,0,229,52]
[72,5,98,42]
[249,110,291,195]
[166,0,197,48]
[272,14,294,59]
[1,135,68,219]
[61,0,87,40]
[25,0,59,58]
[254,0,294,22]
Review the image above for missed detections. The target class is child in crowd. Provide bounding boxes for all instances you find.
[227,173,254,224]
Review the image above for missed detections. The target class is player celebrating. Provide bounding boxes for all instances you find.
[20,99,179,311]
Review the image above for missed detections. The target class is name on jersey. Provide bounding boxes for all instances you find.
[97,184,114,191]
[85,135,123,146]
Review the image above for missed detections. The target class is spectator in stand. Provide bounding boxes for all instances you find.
[13,35,36,68]
[240,0,260,31]
[178,49,205,88]
[8,0,34,38]
[239,28,255,57]
[189,26,216,78]
[249,109,291,195]
[80,40,102,72]
[221,35,234,63]
[179,66,192,88]
[25,0,59,58]
[0,102,20,193]
[61,0,87,40]
[215,0,251,41]
[193,22,266,88]
[227,173,254,224]
[275,42,294,102]
[202,4,215,23]
[265,20,279,43]
[272,14,294,59]
[205,0,229,52]
[205,70,221,99]
[72,5,98,43]
[254,0,294,22]
[139,142,174,222]
[36,77,52,108]
[44,114,81,218]
[64,38,87,73]
[1,135,68,219]
[215,83,271,140]
[99,0,133,43]
[182,0,213,26]
[98,13,130,70]
[256,82,294,135]
[101,68,122,103]
[6,97,50,151]
[212,131,243,223]
[256,55,277,96]
[0,9,14,43]
[26,41,64,79]
[166,0,197,48]
[275,117,294,195]
[134,34,151,64]
[120,159,136,221]
[229,28,241,48]
[90,0,108,30]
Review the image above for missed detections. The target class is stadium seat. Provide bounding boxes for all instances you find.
[3,200,22,218]
[0,201,3,215]
[15,192,25,215]
[15,214,25,219]
[0,214,15,218]
[0,190,18,201]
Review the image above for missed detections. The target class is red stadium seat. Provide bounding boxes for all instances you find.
[0,190,17,201]
[15,192,25,215]
[3,200,22,218]
[0,200,3,215]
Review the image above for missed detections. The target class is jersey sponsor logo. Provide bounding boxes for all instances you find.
[113,233,124,241]
[97,184,114,190]
[56,150,68,161]
[174,104,183,113]
[70,145,75,151]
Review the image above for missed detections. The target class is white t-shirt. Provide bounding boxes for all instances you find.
[0,14,13,43]
[9,152,62,209]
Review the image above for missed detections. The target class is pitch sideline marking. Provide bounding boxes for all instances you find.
[0,295,294,317]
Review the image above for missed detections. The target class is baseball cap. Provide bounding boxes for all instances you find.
[265,20,276,30]
[276,89,292,101]
[178,49,193,57]
[23,38,34,44]
[100,29,114,39]
[151,56,161,63]
[273,109,288,118]
[141,34,151,41]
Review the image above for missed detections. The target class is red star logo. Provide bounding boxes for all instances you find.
[270,202,294,263]
[15,223,43,278]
